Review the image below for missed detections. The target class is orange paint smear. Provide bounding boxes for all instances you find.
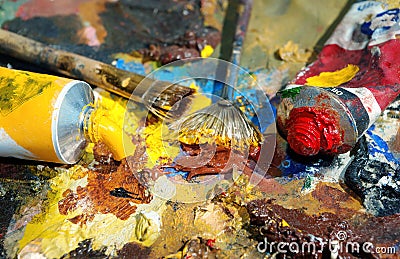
[58,149,152,224]
[15,0,92,20]
[78,0,108,45]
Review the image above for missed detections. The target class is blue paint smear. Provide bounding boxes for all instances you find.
[115,59,146,76]
[279,157,308,178]
[162,167,189,179]
[361,8,399,36]
[278,156,322,182]
[366,125,400,165]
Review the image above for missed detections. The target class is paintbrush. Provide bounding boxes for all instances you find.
[0,29,194,120]
[174,0,262,149]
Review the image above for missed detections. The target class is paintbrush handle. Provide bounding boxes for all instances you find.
[231,0,253,66]
[221,0,253,99]
[0,29,159,99]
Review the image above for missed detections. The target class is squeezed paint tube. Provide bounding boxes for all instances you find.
[277,1,400,156]
[0,67,134,163]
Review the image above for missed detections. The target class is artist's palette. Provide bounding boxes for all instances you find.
[0,0,399,258]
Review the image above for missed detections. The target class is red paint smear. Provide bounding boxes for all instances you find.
[206,239,216,248]
[15,0,92,20]
[294,39,400,110]
[345,40,400,109]
[286,107,342,156]
[374,39,400,86]
[365,40,400,109]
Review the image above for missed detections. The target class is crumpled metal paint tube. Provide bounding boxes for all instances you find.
[277,1,400,156]
[0,67,134,163]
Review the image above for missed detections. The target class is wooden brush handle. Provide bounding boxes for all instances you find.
[0,29,159,99]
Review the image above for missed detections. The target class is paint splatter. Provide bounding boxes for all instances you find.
[277,41,312,63]
[0,0,29,25]
[78,25,101,47]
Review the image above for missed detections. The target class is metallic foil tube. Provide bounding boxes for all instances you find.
[0,67,93,164]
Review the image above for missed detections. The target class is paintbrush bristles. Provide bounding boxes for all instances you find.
[142,82,195,120]
[173,100,263,149]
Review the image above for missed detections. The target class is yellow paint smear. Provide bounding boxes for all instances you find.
[18,166,89,258]
[94,88,147,135]
[18,165,165,258]
[277,41,312,62]
[144,120,180,167]
[93,88,183,165]
[201,45,215,58]
[305,64,359,87]
[281,219,290,227]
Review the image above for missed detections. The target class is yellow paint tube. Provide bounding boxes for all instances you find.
[0,67,134,164]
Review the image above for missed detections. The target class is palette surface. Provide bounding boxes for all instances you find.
[0,0,399,258]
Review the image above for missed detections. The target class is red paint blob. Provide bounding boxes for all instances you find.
[286,107,342,156]
[206,239,216,248]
